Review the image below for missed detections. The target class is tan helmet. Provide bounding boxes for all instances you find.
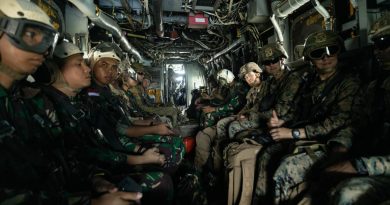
[239,62,262,78]
[369,12,390,41]
[0,0,53,27]
[132,62,144,73]
[54,41,83,59]
[260,43,288,62]
[303,30,344,59]
[88,43,121,68]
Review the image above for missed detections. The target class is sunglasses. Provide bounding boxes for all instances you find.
[373,36,390,51]
[262,58,280,66]
[308,45,340,60]
[137,72,145,75]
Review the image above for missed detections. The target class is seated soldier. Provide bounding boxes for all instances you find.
[128,62,181,127]
[79,43,185,174]
[0,1,141,204]
[193,69,247,179]
[214,62,265,141]
[199,69,247,128]
[267,30,361,205]
[300,12,390,205]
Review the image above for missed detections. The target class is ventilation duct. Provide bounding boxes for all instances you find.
[68,0,147,62]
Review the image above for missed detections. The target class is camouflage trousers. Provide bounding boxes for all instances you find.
[143,106,179,126]
[216,116,236,139]
[119,134,185,173]
[130,171,174,205]
[252,141,292,205]
[329,176,390,205]
[273,149,326,204]
[228,118,260,139]
[200,111,232,128]
[215,115,261,140]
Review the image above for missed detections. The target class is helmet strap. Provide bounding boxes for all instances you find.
[0,63,26,81]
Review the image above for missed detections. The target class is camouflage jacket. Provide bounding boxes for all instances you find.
[238,82,267,119]
[128,85,178,117]
[254,68,303,121]
[79,81,135,151]
[289,70,360,142]
[355,74,390,176]
[0,82,95,205]
[213,81,248,115]
[39,85,129,167]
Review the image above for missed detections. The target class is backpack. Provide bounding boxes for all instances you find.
[223,138,262,205]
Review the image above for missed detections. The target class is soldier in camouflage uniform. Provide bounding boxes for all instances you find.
[194,69,247,171]
[250,42,305,204]
[33,41,179,205]
[0,1,142,204]
[266,30,361,204]
[299,13,390,205]
[215,62,265,141]
[199,69,247,128]
[128,62,180,126]
[76,43,185,204]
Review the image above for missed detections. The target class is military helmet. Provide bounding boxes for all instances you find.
[369,12,390,41]
[119,58,137,80]
[303,30,344,60]
[54,41,83,59]
[88,42,121,68]
[260,43,288,63]
[0,0,52,27]
[239,62,262,78]
[132,62,144,73]
[0,0,59,55]
[216,69,235,86]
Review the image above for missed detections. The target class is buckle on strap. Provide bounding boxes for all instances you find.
[72,109,85,121]
[0,120,15,140]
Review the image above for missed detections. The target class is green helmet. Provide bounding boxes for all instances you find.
[259,43,288,62]
[303,30,344,59]
[239,62,262,78]
[369,12,390,41]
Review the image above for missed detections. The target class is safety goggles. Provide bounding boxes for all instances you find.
[0,17,59,56]
[308,45,340,60]
[262,58,280,66]
[373,36,390,51]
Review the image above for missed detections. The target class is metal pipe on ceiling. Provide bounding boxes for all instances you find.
[272,0,310,18]
[68,0,148,63]
[206,37,244,63]
[311,0,331,30]
[270,14,284,44]
[154,0,164,37]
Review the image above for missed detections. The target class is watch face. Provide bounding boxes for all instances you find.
[292,129,300,139]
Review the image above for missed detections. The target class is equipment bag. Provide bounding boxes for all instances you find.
[224,138,262,205]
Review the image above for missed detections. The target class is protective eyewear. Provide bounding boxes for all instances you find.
[308,45,340,60]
[373,36,390,51]
[137,72,145,75]
[0,17,59,56]
[262,58,280,66]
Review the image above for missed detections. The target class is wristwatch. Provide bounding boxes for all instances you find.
[291,129,300,139]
